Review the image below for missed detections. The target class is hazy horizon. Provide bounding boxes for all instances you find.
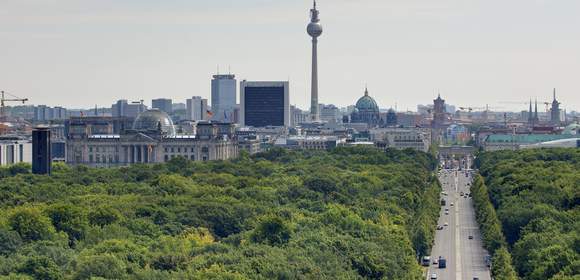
[1,0,579,112]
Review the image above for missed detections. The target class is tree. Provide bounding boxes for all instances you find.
[88,206,121,227]
[45,203,88,243]
[492,247,518,280]
[18,256,63,280]
[8,207,55,242]
[73,254,127,280]
[0,228,22,256]
[251,216,292,246]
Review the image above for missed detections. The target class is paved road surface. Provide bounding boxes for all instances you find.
[426,169,491,280]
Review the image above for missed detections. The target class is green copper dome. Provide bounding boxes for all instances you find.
[355,88,379,112]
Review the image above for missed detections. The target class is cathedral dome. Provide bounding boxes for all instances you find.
[133,109,176,136]
[355,88,379,112]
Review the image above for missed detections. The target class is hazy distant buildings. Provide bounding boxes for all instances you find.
[186,96,208,121]
[240,81,290,127]
[112,100,147,118]
[211,74,237,122]
[319,104,340,123]
[386,109,397,126]
[33,106,67,122]
[291,106,309,127]
[152,98,173,114]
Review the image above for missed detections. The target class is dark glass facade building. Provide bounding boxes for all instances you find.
[32,128,51,175]
[240,81,289,127]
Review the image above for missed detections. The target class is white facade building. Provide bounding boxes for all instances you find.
[0,138,32,166]
[370,128,431,152]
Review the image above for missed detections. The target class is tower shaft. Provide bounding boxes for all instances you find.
[310,38,319,122]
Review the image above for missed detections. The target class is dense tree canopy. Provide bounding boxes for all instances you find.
[475,148,580,280]
[0,147,439,279]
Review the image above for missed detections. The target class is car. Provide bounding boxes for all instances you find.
[437,225,444,230]
[473,278,479,280]
[421,256,431,266]
[460,192,464,196]
[432,259,438,265]
[468,235,474,240]
[450,202,454,206]
[444,222,449,226]
[430,273,438,280]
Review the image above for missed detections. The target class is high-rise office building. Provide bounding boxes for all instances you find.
[240,81,290,127]
[32,127,51,175]
[211,74,237,122]
[186,96,208,121]
[152,98,173,114]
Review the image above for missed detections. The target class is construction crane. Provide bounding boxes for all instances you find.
[458,105,502,112]
[1,90,29,119]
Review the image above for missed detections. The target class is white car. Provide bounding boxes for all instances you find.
[431,273,438,279]
[444,222,449,226]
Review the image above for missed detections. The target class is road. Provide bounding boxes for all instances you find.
[426,169,491,280]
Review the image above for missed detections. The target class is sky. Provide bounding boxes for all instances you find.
[1,0,579,112]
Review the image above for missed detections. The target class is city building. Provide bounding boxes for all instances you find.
[482,134,579,151]
[432,94,447,128]
[211,74,237,122]
[319,104,341,123]
[152,98,173,114]
[66,109,239,167]
[291,106,309,127]
[350,87,381,127]
[275,136,340,150]
[0,136,32,166]
[186,96,209,121]
[112,100,147,118]
[240,81,290,127]
[369,128,431,152]
[386,109,397,126]
[307,1,323,122]
[32,127,51,174]
[551,89,561,126]
[33,106,67,122]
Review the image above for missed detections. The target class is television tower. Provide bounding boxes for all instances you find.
[307,1,323,122]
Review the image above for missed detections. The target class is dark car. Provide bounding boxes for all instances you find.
[468,235,474,240]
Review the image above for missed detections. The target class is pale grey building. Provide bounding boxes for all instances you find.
[211,74,237,122]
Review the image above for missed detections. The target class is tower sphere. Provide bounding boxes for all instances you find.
[307,22,323,38]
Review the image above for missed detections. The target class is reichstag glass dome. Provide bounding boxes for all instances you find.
[132,109,176,136]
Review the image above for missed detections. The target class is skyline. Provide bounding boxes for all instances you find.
[1,0,580,112]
